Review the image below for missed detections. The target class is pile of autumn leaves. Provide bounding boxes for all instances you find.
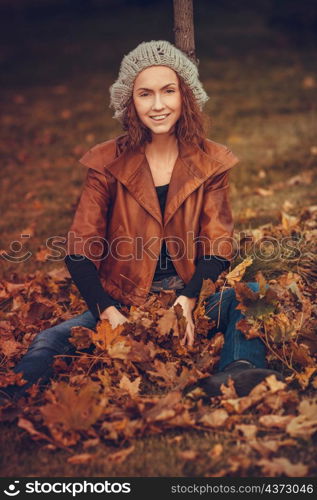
[0,206,317,476]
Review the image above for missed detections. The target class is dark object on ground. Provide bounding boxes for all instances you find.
[191,360,284,398]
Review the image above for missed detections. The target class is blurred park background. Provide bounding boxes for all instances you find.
[1,0,317,278]
[1,0,317,477]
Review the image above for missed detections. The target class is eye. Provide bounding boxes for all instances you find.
[166,89,175,93]
[139,92,149,97]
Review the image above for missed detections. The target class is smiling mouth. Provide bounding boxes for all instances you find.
[150,114,170,121]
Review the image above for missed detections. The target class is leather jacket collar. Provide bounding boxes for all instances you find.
[103,139,234,228]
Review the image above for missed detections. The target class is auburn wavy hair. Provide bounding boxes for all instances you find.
[119,74,210,154]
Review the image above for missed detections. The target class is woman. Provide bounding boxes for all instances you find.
[1,41,282,404]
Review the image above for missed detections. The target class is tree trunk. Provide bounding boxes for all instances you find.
[173,0,198,65]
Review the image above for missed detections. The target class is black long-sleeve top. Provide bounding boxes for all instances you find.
[65,183,230,320]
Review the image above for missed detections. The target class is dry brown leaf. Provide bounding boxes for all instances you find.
[157,308,179,337]
[265,374,287,393]
[144,391,181,422]
[82,438,100,449]
[67,453,97,464]
[69,326,93,350]
[40,381,105,432]
[178,450,198,460]
[18,418,51,443]
[166,409,195,428]
[254,187,274,196]
[220,377,238,399]
[35,247,51,262]
[281,212,300,231]
[286,398,317,439]
[226,257,253,285]
[107,446,135,464]
[167,435,183,444]
[119,375,141,398]
[222,381,268,414]
[199,409,229,428]
[259,414,294,430]
[92,320,125,351]
[258,457,308,477]
[295,366,317,390]
[107,339,131,360]
[0,339,22,358]
[235,424,258,439]
[208,443,223,459]
[147,359,178,386]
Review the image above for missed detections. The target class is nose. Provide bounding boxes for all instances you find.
[152,92,165,111]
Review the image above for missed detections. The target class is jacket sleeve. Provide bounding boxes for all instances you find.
[64,255,118,319]
[65,167,111,271]
[197,169,235,262]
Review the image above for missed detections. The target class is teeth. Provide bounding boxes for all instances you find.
[151,115,168,120]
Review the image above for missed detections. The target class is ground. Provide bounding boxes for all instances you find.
[0,0,316,477]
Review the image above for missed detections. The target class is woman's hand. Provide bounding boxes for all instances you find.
[99,306,129,330]
[171,295,197,348]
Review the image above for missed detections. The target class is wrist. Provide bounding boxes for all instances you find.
[100,305,117,319]
[175,294,197,309]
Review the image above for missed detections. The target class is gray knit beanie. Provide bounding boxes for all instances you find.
[109,40,209,124]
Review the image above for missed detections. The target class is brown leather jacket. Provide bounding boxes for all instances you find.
[66,136,239,306]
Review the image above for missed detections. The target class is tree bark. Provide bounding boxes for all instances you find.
[173,0,198,65]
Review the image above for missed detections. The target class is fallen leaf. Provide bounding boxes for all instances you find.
[69,326,93,350]
[107,446,135,464]
[40,381,106,432]
[92,320,125,351]
[199,409,229,428]
[18,418,51,443]
[67,453,97,464]
[259,414,294,430]
[258,457,308,477]
[208,443,223,459]
[82,438,100,449]
[167,435,183,444]
[295,366,317,389]
[286,398,317,439]
[144,391,181,422]
[235,424,258,439]
[178,449,198,460]
[254,187,274,196]
[226,257,253,285]
[157,308,179,337]
[220,377,238,399]
[119,375,141,398]
[265,374,286,393]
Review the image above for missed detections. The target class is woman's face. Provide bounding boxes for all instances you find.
[132,65,182,137]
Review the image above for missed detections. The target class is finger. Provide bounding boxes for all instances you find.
[183,329,192,347]
[186,326,195,347]
[187,335,194,348]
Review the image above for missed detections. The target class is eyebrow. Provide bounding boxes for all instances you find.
[136,83,177,92]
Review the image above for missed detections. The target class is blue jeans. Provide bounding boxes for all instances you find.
[3,282,265,399]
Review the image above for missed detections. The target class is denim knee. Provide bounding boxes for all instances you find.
[28,326,71,353]
[246,281,259,292]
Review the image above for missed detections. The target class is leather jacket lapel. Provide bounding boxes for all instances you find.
[104,141,225,228]
[105,148,162,225]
